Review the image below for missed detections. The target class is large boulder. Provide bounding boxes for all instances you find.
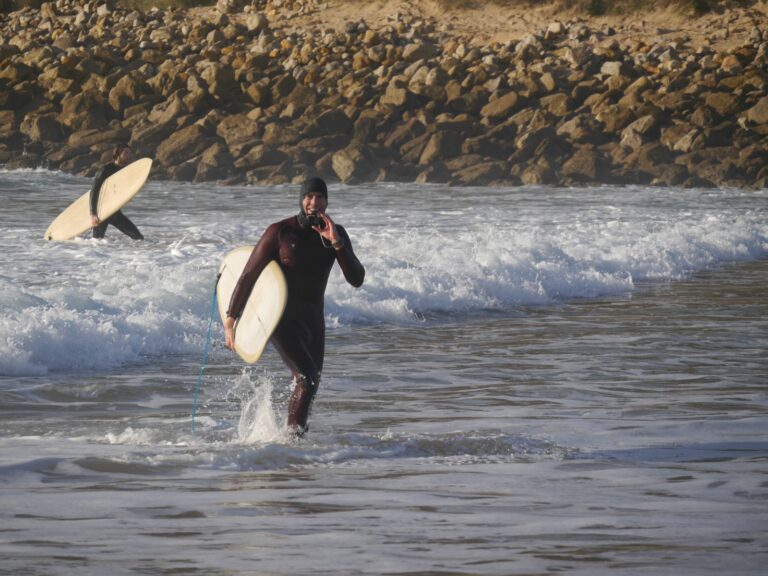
[195,141,235,182]
[131,116,186,149]
[600,61,630,77]
[561,147,608,182]
[556,114,604,145]
[539,93,573,117]
[244,79,271,107]
[650,163,690,187]
[690,105,721,128]
[380,78,414,108]
[384,119,427,151]
[108,75,150,115]
[419,131,464,165]
[305,109,353,138]
[0,62,35,83]
[673,128,706,153]
[402,41,439,62]
[480,91,521,121]
[703,92,740,117]
[452,161,510,185]
[68,126,130,149]
[400,132,431,164]
[58,91,112,131]
[332,143,378,183]
[156,124,215,167]
[148,92,187,126]
[262,122,300,147]
[20,113,64,143]
[515,125,556,157]
[199,63,237,99]
[461,135,510,158]
[216,113,262,156]
[660,122,693,150]
[518,159,557,185]
[620,114,663,150]
[0,110,19,143]
[234,144,289,170]
[595,105,636,134]
[745,96,768,125]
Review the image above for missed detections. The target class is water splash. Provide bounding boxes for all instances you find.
[232,371,287,444]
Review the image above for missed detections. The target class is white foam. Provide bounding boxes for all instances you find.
[2,177,766,375]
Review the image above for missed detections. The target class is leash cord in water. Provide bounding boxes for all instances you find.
[192,275,220,433]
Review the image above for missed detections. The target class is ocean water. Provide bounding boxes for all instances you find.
[1,168,767,575]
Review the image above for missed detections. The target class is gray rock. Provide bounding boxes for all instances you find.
[68,126,130,149]
[452,161,510,185]
[332,143,378,183]
[745,96,768,125]
[0,110,19,141]
[20,113,64,143]
[216,113,263,155]
[58,91,112,131]
[561,147,607,182]
[156,124,214,167]
[234,144,288,170]
[419,131,463,165]
[600,61,628,77]
[384,119,427,150]
[704,91,740,116]
[480,91,520,120]
[402,41,438,62]
[306,109,352,138]
[539,93,573,117]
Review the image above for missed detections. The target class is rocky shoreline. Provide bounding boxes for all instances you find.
[1,0,767,188]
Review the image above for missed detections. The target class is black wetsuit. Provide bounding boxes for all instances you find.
[227,215,365,430]
[90,163,143,240]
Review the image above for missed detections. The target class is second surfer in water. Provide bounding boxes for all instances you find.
[224,177,365,436]
[90,144,144,240]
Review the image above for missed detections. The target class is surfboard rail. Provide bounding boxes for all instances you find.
[216,247,288,364]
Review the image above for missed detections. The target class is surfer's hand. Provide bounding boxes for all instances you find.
[315,213,340,244]
[224,316,236,350]
[90,215,100,227]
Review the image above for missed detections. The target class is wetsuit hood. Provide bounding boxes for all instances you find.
[298,177,328,228]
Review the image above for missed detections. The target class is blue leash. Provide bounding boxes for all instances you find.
[192,276,219,433]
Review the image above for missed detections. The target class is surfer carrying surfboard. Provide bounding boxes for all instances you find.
[89,144,144,240]
[224,177,365,436]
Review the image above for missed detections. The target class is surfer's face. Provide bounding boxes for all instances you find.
[116,147,132,166]
[302,192,327,216]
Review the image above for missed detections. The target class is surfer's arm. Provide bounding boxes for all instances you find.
[226,223,281,320]
[89,164,120,224]
[333,225,365,288]
[89,166,110,217]
[223,316,237,350]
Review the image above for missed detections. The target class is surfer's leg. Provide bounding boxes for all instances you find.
[287,375,318,435]
[108,210,144,240]
[272,320,321,434]
[92,220,108,239]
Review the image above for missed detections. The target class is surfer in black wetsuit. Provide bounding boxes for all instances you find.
[224,177,365,436]
[90,144,144,240]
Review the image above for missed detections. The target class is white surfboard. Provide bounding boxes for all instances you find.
[44,157,153,241]
[217,246,288,364]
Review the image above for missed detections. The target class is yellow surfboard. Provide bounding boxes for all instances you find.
[217,247,288,364]
[44,158,152,241]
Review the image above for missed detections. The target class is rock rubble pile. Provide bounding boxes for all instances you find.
[1,0,767,188]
